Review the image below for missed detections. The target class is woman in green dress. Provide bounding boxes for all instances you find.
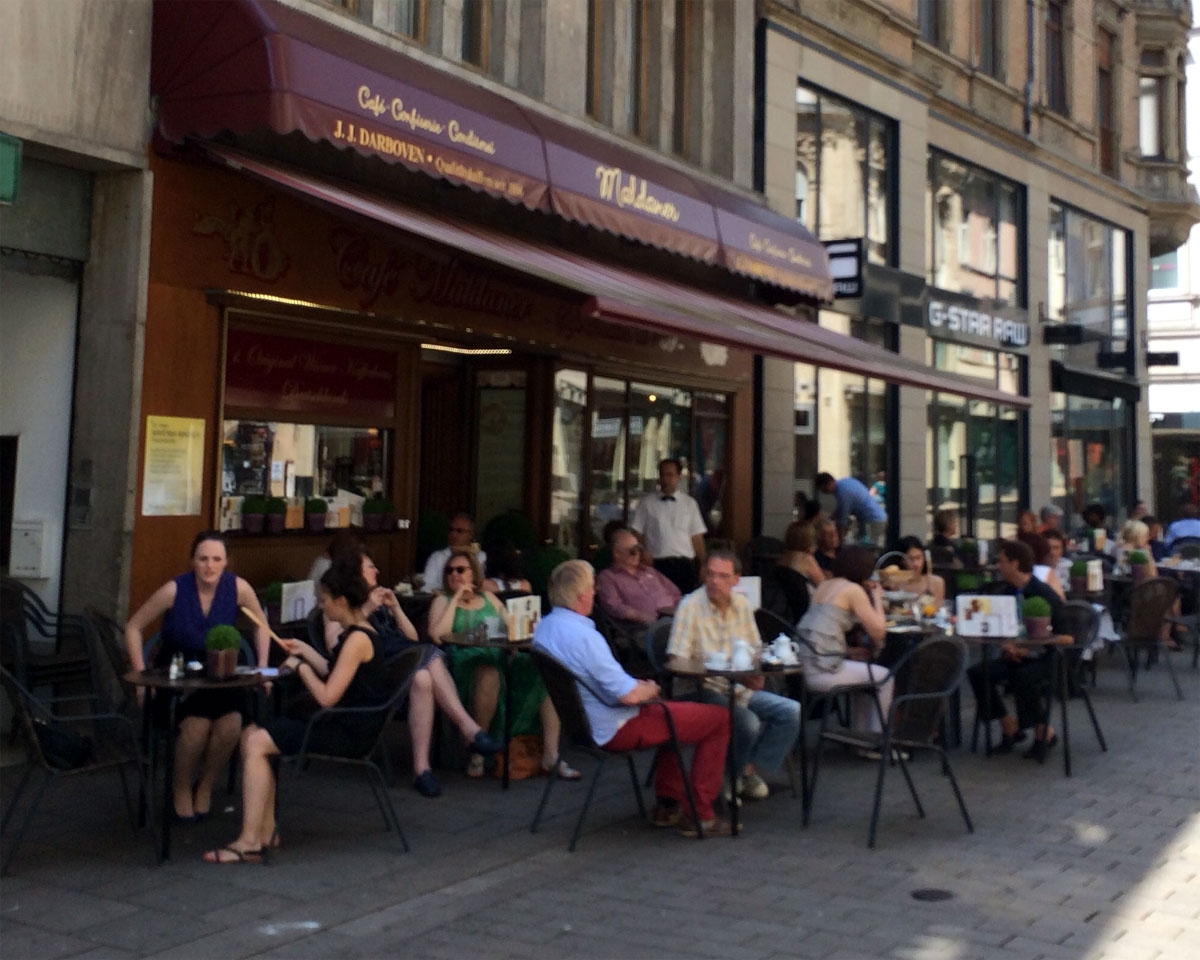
[428,548,578,780]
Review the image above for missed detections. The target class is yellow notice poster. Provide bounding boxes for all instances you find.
[142,416,205,516]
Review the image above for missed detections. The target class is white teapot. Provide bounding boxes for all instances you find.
[769,634,800,666]
[730,638,755,672]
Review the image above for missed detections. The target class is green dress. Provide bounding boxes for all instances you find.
[448,595,545,738]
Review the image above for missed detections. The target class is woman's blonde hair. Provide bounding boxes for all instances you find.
[1120,520,1148,547]
[548,559,594,609]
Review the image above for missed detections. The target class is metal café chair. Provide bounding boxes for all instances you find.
[529,650,701,851]
[1110,577,1182,701]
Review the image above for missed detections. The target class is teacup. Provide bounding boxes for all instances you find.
[704,653,730,671]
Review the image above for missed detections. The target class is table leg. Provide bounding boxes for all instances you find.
[728,693,738,838]
[138,694,151,828]
[982,646,994,757]
[159,694,176,862]
[502,652,513,791]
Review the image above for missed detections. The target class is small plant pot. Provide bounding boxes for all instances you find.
[263,601,281,626]
[362,513,384,532]
[1023,616,1052,641]
[242,513,265,534]
[1070,576,1087,596]
[206,648,238,681]
[1130,563,1148,585]
[265,514,286,535]
[305,513,326,533]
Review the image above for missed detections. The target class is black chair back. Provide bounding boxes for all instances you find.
[743,536,785,579]
[1170,536,1200,560]
[1057,601,1100,650]
[1126,577,1179,646]
[531,650,600,752]
[890,637,966,744]
[643,617,674,676]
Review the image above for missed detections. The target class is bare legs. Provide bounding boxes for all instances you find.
[201,724,278,863]
[471,664,501,731]
[408,658,485,774]
[173,712,241,817]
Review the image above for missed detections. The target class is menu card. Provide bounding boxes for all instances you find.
[505,595,541,640]
[955,595,1018,637]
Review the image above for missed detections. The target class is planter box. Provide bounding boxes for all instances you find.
[305,513,327,533]
[265,514,286,534]
[206,647,238,680]
[1023,616,1052,641]
[242,513,264,534]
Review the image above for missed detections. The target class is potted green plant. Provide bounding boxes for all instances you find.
[1022,595,1053,641]
[1069,559,1088,596]
[241,494,266,534]
[304,497,328,533]
[362,496,393,532]
[1127,549,1149,585]
[264,496,287,534]
[204,624,242,680]
[957,537,978,568]
[260,581,283,626]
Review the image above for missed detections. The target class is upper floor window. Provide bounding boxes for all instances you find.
[927,151,1024,306]
[979,0,1003,80]
[587,0,651,139]
[1149,250,1179,291]
[1096,28,1117,176]
[795,84,896,266]
[918,0,944,49]
[328,0,427,43]
[1047,201,1131,365]
[1139,74,1164,157]
[1045,0,1068,115]
[461,0,491,69]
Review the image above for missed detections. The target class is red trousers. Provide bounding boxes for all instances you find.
[603,700,729,822]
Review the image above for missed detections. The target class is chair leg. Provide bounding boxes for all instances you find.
[642,750,657,790]
[530,768,557,834]
[624,755,647,819]
[1125,645,1140,702]
[116,763,137,833]
[0,763,34,834]
[938,748,974,835]
[866,734,892,850]
[1162,647,1184,700]
[367,764,408,852]
[568,759,607,852]
[804,703,833,827]
[365,768,394,833]
[0,771,50,876]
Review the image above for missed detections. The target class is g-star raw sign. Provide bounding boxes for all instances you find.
[927,299,1029,348]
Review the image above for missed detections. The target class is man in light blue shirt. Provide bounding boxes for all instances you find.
[533,560,733,836]
[1164,504,1200,549]
[817,472,887,546]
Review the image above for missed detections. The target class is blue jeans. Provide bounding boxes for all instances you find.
[693,688,800,775]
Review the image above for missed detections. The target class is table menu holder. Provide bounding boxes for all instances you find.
[955,594,1018,637]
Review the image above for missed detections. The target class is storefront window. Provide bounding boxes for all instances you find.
[926,343,1025,541]
[1047,202,1133,368]
[551,369,587,554]
[1051,394,1132,532]
[589,376,628,542]
[795,315,894,532]
[795,84,895,266]
[222,420,391,501]
[628,383,692,518]
[927,152,1024,307]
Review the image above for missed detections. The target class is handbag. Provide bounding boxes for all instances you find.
[492,734,544,781]
[31,718,94,770]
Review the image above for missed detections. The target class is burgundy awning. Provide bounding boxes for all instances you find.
[152,0,832,300]
[200,145,1029,409]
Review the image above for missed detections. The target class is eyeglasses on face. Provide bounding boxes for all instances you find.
[622,546,640,556]
[446,565,472,574]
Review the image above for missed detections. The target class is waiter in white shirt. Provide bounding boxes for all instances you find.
[631,458,707,593]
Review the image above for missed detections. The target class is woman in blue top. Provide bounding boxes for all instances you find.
[125,531,270,822]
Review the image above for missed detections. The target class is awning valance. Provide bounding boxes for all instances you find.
[151,0,832,300]
[200,145,1029,409]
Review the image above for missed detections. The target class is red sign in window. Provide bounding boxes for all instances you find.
[224,329,396,420]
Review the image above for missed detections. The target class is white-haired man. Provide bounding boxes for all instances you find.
[533,560,734,837]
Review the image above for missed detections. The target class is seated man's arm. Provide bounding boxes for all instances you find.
[618,678,661,705]
[595,571,641,623]
[665,601,701,673]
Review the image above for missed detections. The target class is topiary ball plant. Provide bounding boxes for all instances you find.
[1021,595,1053,619]
[204,624,241,680]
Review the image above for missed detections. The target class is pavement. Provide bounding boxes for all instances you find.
[1,652,1197,960]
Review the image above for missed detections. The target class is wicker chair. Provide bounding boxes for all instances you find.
[1110,577,1182,701]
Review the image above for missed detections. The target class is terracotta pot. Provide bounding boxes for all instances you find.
[1023,616,1052,641]
[265,514,286,534]
[1130,563,1148,585]
[1070,576,1087,596]
[305,513,326,533]
[242,513,264,534]
[205,647,238,681]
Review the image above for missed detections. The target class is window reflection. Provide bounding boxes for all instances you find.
[551,370,587,555]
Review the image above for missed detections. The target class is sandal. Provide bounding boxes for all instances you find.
[202,845,265,865]
[466,754,485,779]
[543,759,582,781]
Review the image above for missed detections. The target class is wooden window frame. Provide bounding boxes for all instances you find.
[462,0,491,71]
[672,0,694,157]
[1096,28,1117,177]
[1045,0,1068,116]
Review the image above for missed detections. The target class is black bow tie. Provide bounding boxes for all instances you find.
[661,495,675,502]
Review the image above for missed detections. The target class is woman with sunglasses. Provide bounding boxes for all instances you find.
[428,548,577,780]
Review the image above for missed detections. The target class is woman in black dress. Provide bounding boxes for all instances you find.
[203,553,389,863]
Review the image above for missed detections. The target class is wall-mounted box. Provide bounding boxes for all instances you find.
[9,519,49,578]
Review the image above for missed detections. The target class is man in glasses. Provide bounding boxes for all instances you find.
[423,513,486,591]
[596,528,681,628]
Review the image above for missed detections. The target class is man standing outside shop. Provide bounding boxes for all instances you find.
[816,472,887,546]
[632,458,707,593]
[667,552,801,802]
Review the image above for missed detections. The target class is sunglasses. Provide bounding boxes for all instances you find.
[446,565,472,574]
[622,546,641,556]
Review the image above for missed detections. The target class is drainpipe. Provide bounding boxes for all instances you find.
[1023,0,1035,135]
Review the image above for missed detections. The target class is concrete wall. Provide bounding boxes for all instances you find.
[0,267,79,610]
[0,0,151,168]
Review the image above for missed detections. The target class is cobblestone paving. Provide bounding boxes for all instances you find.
[1,656,1197,960]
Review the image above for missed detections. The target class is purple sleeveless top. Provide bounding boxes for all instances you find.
[162,570,239,655]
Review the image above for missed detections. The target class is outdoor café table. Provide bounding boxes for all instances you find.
[667,661,805,838]
[440,631,532,790]
[125,667,273,862]
[959,633,1076,776]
